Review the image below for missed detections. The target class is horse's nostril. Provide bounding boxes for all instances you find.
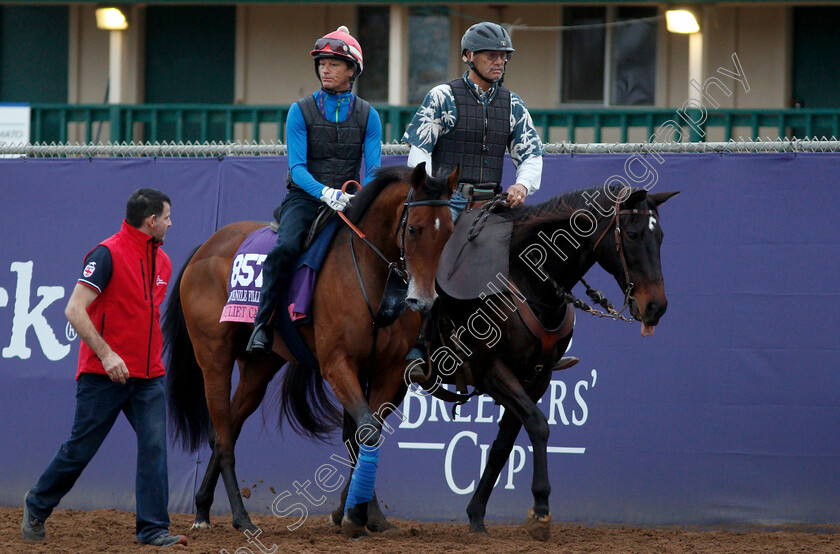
[406,298,421,310]
[646,300,667,319]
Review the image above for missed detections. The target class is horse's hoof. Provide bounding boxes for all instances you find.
[327,514,343,534]
[368,523,402,535]
[366,517,397,534]
[524,508,551,542]
[233,520,258,532]
[191,521,211,530]
[341,514,370,539]
[468,518,489,539]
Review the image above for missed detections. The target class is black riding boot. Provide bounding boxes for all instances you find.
[246,299,280,354]
[246,255,288,354]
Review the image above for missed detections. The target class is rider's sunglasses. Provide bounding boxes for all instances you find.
[314,37,350,54]
[480,51,512,62]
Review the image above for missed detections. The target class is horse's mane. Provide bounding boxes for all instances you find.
[344,165,451,225]
[509,184,639,247]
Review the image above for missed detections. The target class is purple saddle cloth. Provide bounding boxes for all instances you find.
[220,220,339,325]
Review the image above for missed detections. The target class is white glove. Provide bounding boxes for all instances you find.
[320,186,354,212]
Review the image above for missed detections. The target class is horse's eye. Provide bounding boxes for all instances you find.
[407,225,417,237]
[626,230,639,240]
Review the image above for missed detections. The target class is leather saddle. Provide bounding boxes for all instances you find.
[436,204,513,300]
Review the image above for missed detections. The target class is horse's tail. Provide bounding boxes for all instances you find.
[163,245,210,453]
[279,362,342,442]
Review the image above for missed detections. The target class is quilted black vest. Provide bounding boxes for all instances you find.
[291,93,370,189]
[432,78,510,186]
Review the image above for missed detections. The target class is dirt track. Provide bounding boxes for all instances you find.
[4,507,839,553]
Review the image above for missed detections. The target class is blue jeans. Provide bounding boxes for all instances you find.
[450,190,468,222]
[26,373,170,543]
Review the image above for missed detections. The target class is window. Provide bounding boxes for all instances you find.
[408,7,449,104]
[562,6,657,106]
[562,7,605,103]
[144,6,235,142]
[357,7,390,103]
[0,6,68,104]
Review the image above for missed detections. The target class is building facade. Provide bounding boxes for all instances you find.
[1,2,837,142]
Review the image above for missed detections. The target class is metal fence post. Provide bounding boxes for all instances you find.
[109,105,122,143]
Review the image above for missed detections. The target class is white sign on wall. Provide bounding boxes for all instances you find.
[0,104,30,153]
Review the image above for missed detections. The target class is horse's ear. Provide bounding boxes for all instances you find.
[621,189,648,207]
[410,162,427,191]
[648,191,679,207]
[446,165,460,196]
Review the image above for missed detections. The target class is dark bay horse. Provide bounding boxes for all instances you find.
[164,164,457,534]
[408,186,678,541]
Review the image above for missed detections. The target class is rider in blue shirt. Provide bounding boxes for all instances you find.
[247,26,382,353]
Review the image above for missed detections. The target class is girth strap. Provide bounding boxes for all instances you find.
[512,295,575,357]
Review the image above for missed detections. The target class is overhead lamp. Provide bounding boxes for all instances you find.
[96,7,128,30]
[666,9,699,34]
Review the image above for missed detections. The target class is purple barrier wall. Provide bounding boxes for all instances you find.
[2,154,839,529]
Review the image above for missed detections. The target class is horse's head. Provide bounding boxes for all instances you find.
[402,163,458,313]
[594,189,679,336]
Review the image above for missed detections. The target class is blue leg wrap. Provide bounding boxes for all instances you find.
[344,445,379,514]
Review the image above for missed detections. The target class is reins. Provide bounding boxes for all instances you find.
[337,179,451,287]
[337,181,404,282]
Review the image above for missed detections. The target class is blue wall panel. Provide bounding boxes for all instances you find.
[1,153,838,527]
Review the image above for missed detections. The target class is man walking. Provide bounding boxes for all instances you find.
[22,188,186,547]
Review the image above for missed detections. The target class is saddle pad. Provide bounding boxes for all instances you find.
[220,226,275,322]
[436,207,513,300]
[219,219,340,325]
[220,220,341,371]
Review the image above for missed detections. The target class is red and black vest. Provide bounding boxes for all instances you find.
[432,77,511,186]
[76,221,172,380]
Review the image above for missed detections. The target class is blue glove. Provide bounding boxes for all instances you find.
[320,186,354,211]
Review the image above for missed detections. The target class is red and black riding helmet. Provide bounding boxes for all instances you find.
[310,25,364,82]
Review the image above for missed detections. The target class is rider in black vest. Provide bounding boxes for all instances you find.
[247,26,382,353]
[403,23,577,370]
[402,22,545,222]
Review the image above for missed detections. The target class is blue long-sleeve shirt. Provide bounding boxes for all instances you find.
[287,90,382,198]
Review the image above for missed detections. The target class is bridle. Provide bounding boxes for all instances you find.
[591,196,656,314]
[338,179,450,374]
[337,180,450,283]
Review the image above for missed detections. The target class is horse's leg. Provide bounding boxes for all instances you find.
[227,356,283,531]
[192,424,220,528]
[465,410,523,535]
[361,372,408,533]
[329,412,354,528]
[479,360,553,541]
[323,359,383,538]
[193,356,282,531]
[197,352,251,530]
[330,394,401,533]
[330,442,394,533]
[198,347,280,531]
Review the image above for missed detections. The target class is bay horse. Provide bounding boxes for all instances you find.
[406,185,678,541]
[164,163,457,534]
